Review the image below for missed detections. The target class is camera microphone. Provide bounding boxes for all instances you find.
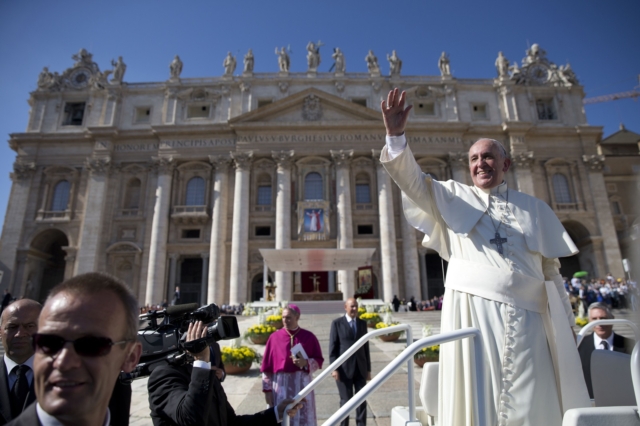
[166,303,199,316]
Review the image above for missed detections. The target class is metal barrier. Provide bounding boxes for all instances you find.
[631,341,640,409]
[282,323,414,426]
[576,319,640,348]
[322,327,486,426]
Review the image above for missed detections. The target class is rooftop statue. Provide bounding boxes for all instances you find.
[275,46,290,73]
[524,43,547,65]
[37,67,59,90]
[495,51,509,78]
[306,41,323,72]
[365,50,380,76]
[169,55,183,80]
[243,49,254,74]
[223,52,237,76]
[387,50,402,76]
[438,51,451,77]
[72,48,94,67]
[111,56,126,83]
[332,47,345,74]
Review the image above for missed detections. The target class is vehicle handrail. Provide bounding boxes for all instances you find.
[576,319,640,348]
[283,323,414,426]
[322,327,486,426]
[631,341,640,408]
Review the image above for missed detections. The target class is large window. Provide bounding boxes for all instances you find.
[552,173,572,203]
[50,180,70,211]
[124,178,141,209]
[355,173,371,204]
[536,99,557,120]
[256,174,272,206]
[304,172,323,200]
[185,177,205,206]
[62,102,86,126]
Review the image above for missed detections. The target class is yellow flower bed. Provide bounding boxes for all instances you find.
[221,346,260,367]
[357,306,366,317]
[375,322,400,329]
[360,312,381,324]
[266,314,282,323]
[575,317,588,327]
[245,324,276,338]
[414,345,440,359]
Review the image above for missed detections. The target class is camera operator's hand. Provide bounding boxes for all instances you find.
[276,398,305,419]
[186,321,210,362]
[211,366,224,381]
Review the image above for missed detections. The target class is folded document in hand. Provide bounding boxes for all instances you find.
[291,343,308,360]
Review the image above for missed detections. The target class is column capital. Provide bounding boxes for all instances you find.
[330,149,353,167]
[512,151,535,168]
[371,149,383,166]
[200,252,210,259]
[272,150,295,170]
[209,155,231,171]
[151,156,175,174]
[447,151,468,167]
[85,157,111,175]
[230,151,253,171]
[11,161,36,181]
[169,253,180,261]
[582,154,605,171]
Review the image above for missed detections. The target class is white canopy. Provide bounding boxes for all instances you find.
[259,248,376,272]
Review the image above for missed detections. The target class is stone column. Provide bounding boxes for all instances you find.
[145,157,175,306]
[75,158,111,275]
[0,161,36,292]
[447,152,468,185]
[229,151,253,305]
[168,253,179,304]
[331,150,355,299]
[272,150,294,301]
[512,151,536,196]
[582,155,625,277]
[496,83,519,121]
[418,249,428,299]
[400,214,421,302]
[373,150,399,302]
[207,156,231,304]
[200,253,209,305]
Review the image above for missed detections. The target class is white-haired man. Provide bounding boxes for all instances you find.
[379,88,589,426]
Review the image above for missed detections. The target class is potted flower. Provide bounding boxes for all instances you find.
[357,306,366,318]
[360,312,381,328]
[414,345,440,367]
[245,324,276,345]
[266,314,283,329]
[575,316,588,328]
[375,322,403,342]
[221,345,261,375]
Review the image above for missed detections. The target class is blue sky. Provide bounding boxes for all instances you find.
[0,0,638,227]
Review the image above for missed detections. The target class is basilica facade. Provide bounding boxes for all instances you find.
[0,45,627,306]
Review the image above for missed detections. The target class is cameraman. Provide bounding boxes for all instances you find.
[148,321,302,425]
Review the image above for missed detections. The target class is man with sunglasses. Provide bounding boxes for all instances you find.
[7,272,142,426]
[0,299,41,425]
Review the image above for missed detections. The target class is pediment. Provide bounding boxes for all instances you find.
[229,88,382,126]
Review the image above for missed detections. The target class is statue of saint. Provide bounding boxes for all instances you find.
[306,41,322,72]
[525,43,546,64]
[438,51,451,77]
[169,55,183,80]
[365,50,380,75]
[387,50,402,76]
[559,63,579,86]
[37,67,54,90]
[495,51,509,78]
[72,48,93,66]
[111,56,126,83]
[275,47,290,72]
[223,52,236,76]
[243,49,254,73]
[332,47,346,73]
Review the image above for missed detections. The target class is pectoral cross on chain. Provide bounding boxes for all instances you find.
[490,232,508,255]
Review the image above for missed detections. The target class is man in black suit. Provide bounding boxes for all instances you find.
[148,320,301,425]
[0,299,41,425]
[329,297,371,426]
[578,302,635,398]
[0,290,11,315]
[7,272,143,426]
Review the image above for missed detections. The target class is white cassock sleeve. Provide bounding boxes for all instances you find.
[542,257,575,326]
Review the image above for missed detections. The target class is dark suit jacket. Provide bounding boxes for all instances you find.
[329,316,371,381]
[210,343,225,383]
[148,363,277,426]
[4,403,39,426]
[578,332,634,398]
[0,357,36,425]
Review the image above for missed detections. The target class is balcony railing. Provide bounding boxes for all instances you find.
[355,203,374,211]
[36,210,71,222]
[171,205,209,224]
[554,202,578,211]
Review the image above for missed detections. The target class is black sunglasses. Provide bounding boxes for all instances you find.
[32,333,132,357]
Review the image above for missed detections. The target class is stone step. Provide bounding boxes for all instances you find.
[291,300,346,315]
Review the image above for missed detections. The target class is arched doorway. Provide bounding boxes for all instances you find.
[561,220,598,278]
[29,229,69,301]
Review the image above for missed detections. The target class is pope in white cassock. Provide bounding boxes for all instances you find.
[379,89,590,426]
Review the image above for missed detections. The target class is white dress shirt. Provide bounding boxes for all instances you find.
[593,332,615,351]
[36,403,110,426]
[3,354,34,390]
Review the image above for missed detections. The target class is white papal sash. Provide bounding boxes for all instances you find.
[445,257,591,414]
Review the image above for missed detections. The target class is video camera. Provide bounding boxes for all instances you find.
[124,303,240,380]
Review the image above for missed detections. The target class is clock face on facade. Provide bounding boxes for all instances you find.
[69,68,91,88]
[528,64,549,84]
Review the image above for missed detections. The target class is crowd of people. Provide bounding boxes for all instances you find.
[391,294,444,312]
[565,273,637,312]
